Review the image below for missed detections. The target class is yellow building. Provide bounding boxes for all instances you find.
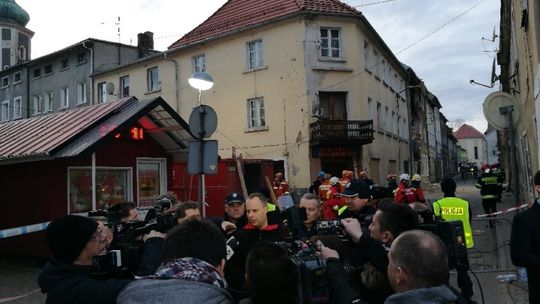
[93,0,411,192]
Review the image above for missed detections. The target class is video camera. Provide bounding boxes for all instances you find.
[278,240,330,304]
[88,198,177,277]
[419,219,469,270]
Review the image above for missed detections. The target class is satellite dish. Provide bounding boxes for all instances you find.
[106,83,115,95]
[483,91,521,130]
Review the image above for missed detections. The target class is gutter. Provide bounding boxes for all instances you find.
[163,51,180,112]
[82,41,94,104]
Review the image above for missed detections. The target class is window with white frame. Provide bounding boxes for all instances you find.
[97,82,107,104]
[13,96,21,119]
[373,50,381,78]
[367,97,374,120]
[60,87,69,108]
[192,55,206,73]
[147,67,159,92]
[247,40,264,70]
[1,76,8,88]
[44,92,53,112]
[1,100,9,122]
[32,95,41,115]
[120,76,129,98]
[320,28,341,58]
[382,59,388,84]
[364,40,373,72]
[77,83,87,104]
[137,158,167,206]
[376,102,383,129]
[247,97,266,129]
[384,106,389,131]
[14,72,21,83]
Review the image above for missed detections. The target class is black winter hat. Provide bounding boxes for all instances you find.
[46,215,98,263]
[440,177,457,193]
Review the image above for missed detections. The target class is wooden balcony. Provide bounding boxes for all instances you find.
[309,120,374,146]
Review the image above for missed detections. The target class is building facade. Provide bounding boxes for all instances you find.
[454,124,487,167]
[93,0,414,191]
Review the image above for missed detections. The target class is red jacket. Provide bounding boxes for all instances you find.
[394,183,423,204]
[321,185,343,220]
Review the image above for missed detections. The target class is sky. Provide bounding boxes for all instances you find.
[17,0,500,133]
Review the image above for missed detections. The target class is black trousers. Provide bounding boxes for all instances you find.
[481,198,497,215]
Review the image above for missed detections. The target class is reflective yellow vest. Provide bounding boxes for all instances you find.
[266,202,277,212]
[338,205,348,216]
[433,197,474,248]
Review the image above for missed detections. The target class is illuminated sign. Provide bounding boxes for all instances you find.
[113,127,144,140]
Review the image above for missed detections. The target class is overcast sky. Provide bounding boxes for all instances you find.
[18,0,499,132]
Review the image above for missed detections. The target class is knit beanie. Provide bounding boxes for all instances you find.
[46,215,98,263]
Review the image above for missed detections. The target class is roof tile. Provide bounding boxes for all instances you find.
[453,124,485,139]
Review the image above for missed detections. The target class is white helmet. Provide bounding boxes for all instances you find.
[399,173,410,181]
[329,176,340,186]
[412,174,421,182]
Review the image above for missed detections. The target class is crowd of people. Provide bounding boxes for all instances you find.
[38,169,483,304]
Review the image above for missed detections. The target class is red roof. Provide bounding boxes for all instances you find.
[169,0,360,49]
[0,100,131,163]
[453,124,485,139]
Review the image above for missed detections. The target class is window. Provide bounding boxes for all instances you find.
[77,83,87,104]
[192,55,206,73]
[33,68,41,79]
[44,92,53,112]
[1,100,8,122]
[367,97,374,120]
[18,45,26,61]
[32,95,41,115]
[247,40,264,70]
[13,97,21,119]
[373,50,381,78]
[98,82,107,104]
[474,146,479,159]
[382,59,388,84]
[44,64,53,75]
[1,76,8,88]
[77,53,86,64]
[137,158,167,206]
[120,76,129,98]
[68,167,132,213]
[376,102,383,129]
[364,40,373,72]
[13,72,20,83]
[2,28,10,40]
[247,97,266,129]
[60,87,69,108]
[60,58,68,70]
[319,92,347,120]
[320,28,341,58]
[147,67,159,92]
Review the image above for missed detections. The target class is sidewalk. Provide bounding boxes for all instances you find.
[424,178,529,304]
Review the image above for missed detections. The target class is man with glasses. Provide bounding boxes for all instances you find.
[38,215,164,304]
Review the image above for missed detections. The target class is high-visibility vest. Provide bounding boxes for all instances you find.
[338,205,348,216]
[433,197,474,248]
[266,202,277,212]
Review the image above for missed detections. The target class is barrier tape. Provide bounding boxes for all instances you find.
[0,221,50,239]
[0,288,40,303]
[476,203,529,218]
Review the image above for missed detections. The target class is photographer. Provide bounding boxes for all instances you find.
[38,215,165,304]
[117,219,232,304]
[322,200,418,303]
[240,242,297,304]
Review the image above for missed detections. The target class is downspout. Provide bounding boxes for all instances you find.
[163,51,180,112]
[82,41,94,104]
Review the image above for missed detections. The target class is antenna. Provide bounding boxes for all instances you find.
[481,25,498,42]
[115,16,121,43]
[470,58,499,88]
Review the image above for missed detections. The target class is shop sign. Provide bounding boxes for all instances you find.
[312,146,359,158]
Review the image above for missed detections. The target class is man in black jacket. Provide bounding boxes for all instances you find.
[38,215,164,304]
[218,192,248,235]
[511,170,540,304]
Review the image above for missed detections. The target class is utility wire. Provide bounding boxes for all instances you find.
[353,0,399,8]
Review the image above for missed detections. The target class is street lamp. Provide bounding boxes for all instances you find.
[189,72,214,106]
[188,71,215,217]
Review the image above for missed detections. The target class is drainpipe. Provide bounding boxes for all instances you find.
[82,41,94,104]
[163,51,180,112]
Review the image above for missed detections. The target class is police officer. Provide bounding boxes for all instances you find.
[338,180,375,224]
[433,177,475,304]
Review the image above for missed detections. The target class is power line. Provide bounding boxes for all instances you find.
[395,0,486,55]
[353,0,399,8]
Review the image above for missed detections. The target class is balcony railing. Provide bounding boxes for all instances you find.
[309,119,374,146]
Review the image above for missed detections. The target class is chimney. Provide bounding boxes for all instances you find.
[137,31,154,58]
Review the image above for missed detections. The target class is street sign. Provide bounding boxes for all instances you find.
[188,140,218,174]
[189,105,218,139]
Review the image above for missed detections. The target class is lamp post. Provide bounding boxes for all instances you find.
[188,71,214,217]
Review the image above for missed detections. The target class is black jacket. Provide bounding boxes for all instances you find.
[511,201,540,303]
[37,237,164,304]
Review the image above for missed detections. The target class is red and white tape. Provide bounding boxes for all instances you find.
[476,203,530,218]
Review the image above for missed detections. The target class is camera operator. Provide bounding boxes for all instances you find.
[433,177,475,304]
[216,192,248,235]
[117,219,232,304]
[176,201,202,223]
[322,199,418,303]
[297,193,321,238]
[322,229,458,304]
[108,202,139,223]
[240,241,297,304]
[37,215,165,304]
[224,193,284,296]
